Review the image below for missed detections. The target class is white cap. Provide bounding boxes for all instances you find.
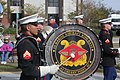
[37,17,45,23]
[74,15,84,19]
[19,13,38,25]
[99,18,112,24]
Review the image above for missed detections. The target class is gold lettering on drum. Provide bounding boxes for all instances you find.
[81,33,94,48]
[60,66,89,74]
[78,68,86,73]
[81,34,89,41]
[88,40,94,48]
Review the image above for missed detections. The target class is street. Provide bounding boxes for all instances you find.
[0,72,120,80]
[0,72,20,80]
[87,72,120,80]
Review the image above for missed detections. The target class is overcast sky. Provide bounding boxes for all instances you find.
[102,0,120,11]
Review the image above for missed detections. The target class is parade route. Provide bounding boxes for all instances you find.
[0,72,120,80]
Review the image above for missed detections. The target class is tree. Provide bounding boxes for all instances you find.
[24,3,45,17]
[83,0,110,28]
[68,12,76,19]
[68,0,114,28]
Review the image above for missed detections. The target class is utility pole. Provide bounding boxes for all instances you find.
[80,0,83,15]
[21,0,24,17]
[76,0,83,15]
[76,0,79,16]
[7,0,10,23]
[59,0,63,26]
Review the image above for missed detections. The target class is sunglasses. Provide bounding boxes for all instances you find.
[29,22,38,26]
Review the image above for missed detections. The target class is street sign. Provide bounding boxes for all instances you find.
[16,13,19,36]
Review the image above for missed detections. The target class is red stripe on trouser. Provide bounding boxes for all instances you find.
[44,76,46,80]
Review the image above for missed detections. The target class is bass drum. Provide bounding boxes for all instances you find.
[45,24,101,80]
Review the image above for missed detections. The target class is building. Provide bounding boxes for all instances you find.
[8,0,24,24]
[24,0,76,25]
[2,0,78,26]
[0,0,24,27]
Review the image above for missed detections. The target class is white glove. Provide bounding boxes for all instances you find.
[39,65,59,77]
[49,65,59,74]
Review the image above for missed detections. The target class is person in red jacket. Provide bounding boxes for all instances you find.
[0,37,14,64]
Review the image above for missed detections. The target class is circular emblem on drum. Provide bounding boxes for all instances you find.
[45,24,101,80]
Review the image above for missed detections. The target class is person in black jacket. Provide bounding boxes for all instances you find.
[16,14,59,80]
[35,17,45,64]
[99,18,119,80]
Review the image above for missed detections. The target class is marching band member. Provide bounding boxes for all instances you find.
[74,15,84,25]
[99,18,119,80]
[16,14,59,80]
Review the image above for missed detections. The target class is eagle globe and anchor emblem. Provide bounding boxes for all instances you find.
[45,24,101,80]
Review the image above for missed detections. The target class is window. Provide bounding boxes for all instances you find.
[48,0,59,7]
[10,0,21,6]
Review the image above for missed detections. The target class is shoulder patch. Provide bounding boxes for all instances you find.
[105,39,110,44]
[23,50,31,60]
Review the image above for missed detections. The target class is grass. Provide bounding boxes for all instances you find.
[0,62,120,73]
[0,62,21,72]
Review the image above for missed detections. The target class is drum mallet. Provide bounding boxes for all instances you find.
[60,53,75,66]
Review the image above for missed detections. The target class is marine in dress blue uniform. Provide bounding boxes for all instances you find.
[36,17,46,65]
[99,18,119,80]
[74,15,84,25]
[16,14,59,80]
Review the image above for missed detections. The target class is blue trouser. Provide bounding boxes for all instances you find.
[103,66,117,80]
[1,51,10,62]
[43,74,53,80]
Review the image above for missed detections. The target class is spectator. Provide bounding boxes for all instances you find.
[48,16,58,29]
[0,37,14,64]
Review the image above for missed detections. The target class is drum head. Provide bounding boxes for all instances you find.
[45,24,101,80]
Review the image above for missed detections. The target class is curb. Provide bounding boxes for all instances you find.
[0,72,21,74]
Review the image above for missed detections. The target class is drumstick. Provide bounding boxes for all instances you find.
[60,53,75,66]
